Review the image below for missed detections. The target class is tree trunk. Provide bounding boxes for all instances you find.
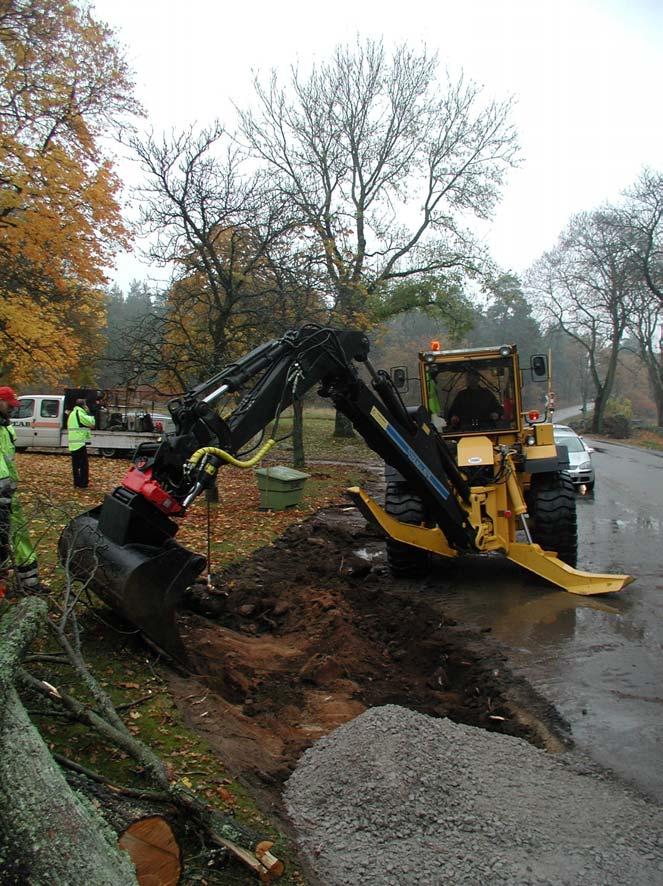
[333,410,355,439]
[656,390,663,428]
[643,354,663,428]
[292,399,305,468]
[591,390,605,434]
[63,772,182,886]
[0,600,138,886]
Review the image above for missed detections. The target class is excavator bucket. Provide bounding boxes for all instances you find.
[59,505,206,664]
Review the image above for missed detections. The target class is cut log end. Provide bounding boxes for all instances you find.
[118,815,182,886]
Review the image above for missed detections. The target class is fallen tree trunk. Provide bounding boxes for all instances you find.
[0,599,138,885]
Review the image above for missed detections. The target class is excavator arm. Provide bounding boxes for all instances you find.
[59,325,475,660]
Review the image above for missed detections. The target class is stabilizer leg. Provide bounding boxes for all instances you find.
[506,542,634,595]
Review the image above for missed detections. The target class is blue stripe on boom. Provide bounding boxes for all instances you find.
[384,423,450,501]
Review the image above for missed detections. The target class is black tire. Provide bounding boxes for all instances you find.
[585,480,595,492]
[384,482,429,578]
[15,446,28,453]
[528,472,578,567]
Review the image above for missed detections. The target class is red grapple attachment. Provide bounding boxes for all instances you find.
[59,491,206,664]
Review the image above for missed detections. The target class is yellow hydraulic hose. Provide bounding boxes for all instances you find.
[187,438,277,470]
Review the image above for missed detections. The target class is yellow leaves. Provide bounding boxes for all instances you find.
[0,0,138,382]
[0,293,78,383]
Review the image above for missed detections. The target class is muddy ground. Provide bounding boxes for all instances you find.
[168,501,570,816]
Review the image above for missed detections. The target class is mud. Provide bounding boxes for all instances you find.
[168,504,570,801]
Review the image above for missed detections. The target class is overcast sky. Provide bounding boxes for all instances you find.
[92,0,663,291]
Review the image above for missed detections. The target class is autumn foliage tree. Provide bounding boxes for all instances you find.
[0,0,140,384]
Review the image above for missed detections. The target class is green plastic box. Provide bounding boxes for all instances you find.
[254,466,310,511]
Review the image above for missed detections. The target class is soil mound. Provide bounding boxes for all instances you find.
[168,506,568,790]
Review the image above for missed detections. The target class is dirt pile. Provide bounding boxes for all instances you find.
[168,506,568,790]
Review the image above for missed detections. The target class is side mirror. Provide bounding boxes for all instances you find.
[391,366,408,392]
[530,354,548,380]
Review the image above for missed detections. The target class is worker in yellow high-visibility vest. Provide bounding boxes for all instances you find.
[67,398,96,488]
[0,385,41,593]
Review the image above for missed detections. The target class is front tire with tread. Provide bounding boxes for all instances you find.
[528,472,578,567]
[384,482,429,578]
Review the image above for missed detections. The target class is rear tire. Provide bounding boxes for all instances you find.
[528,473,578,567]
[384,482,429,578]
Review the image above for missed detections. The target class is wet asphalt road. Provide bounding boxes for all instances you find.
[425,438,663,801]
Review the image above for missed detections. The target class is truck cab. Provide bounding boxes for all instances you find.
[12,395,65,450]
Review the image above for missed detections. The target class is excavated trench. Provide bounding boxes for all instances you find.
[167,502,570,805]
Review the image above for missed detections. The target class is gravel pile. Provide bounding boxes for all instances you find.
[284,705,663,885]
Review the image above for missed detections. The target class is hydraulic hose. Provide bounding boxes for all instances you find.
[186,437,277,470]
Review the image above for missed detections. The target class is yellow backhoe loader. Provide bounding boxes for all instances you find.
[59,326,633,661]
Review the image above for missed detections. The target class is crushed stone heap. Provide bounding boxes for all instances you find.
[285,705,663,886]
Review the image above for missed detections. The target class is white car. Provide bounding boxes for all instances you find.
[554,426,595,491]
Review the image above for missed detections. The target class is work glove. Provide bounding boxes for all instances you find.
[0,477,16,506]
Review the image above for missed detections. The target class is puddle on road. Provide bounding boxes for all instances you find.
[420,487,663,802]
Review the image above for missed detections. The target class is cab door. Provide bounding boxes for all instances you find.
[12,396,63,448]
[35,397,63,447]
[11,397,36,448]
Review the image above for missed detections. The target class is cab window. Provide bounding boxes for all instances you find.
[15,399,35,419]
[426,358,517,434]
[40,399,60,419]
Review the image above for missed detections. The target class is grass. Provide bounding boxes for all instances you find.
[559,412,663,453]
[632,428,663,451]
[266,406,374,462]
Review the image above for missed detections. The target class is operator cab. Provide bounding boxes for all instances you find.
[421,348,520,437]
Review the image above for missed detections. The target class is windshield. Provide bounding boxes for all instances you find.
[426,357,517,434]
[555,435,585,453]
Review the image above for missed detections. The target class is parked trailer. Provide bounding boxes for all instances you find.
[11,393,168,458]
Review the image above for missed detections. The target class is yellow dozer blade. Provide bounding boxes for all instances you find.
[347,487,634,596]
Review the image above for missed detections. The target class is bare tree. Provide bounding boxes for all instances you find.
[0,599,139,884]
[616,168,663,304]
[527,210,634,433]
[240,38,519,434]
[627,287,663,426]
[241,39,519,316]
[0,505,284,882]
[129,124,297,385]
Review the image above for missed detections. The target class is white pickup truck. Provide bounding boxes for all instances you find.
[11,394,172,458]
